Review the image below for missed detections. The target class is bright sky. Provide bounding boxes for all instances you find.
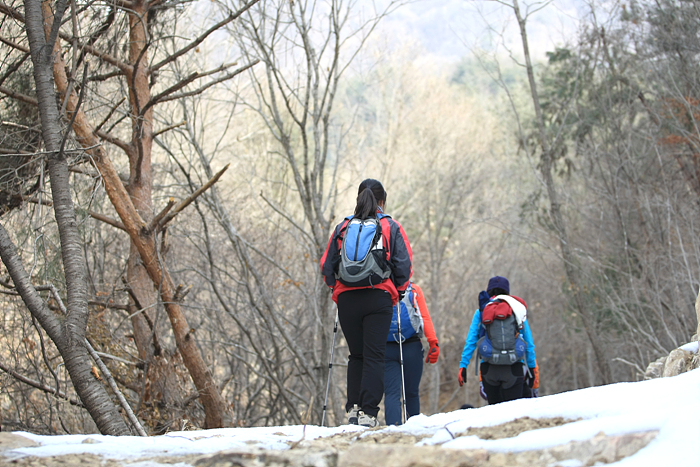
[374,0,588,61]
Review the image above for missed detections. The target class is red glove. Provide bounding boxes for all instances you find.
[458,367,467,386]
[532,364,540,389]
[425,342,439,364]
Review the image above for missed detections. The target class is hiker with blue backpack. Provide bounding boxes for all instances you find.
[320,179,413,427]
[384,281,439,425]
[457,276,539,404]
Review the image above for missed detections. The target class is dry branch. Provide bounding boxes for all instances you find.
[88,299,130,310]
[95,129,132,155]
[153,120,186,138]
[0,35,30,53]
[155,61,259,105]
[159,164,230,229]
[93,97,127,134]
[0,361,83,407]
[0,85,38,105]
[150,0,263,72]
[84,339,148,436]
[146,197,175,233]
[89,211,127,231]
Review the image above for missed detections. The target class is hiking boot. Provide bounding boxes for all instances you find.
[357,410,379,428]
[347,404,359,425]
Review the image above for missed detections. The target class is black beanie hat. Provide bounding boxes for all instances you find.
[487,276,510,295]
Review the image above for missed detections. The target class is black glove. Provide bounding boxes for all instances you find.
[524,368,535,388]
[398,290,406,301]
[458,367,467,386]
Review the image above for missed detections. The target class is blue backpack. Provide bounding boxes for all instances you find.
[337,215,391,287]
[388,285,424,342]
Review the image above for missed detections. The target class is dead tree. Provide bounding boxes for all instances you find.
[0,0,131,435]
[502,0,614,384]
[222,0,407,424]
[0,0,261,429]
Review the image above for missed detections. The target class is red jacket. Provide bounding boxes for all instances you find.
[320,211,413,303]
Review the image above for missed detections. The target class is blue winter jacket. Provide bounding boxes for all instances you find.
[459,308,537,370]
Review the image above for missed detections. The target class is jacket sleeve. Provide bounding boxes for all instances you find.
[459,310,482,368]
[412,284,438,346]
[389,219,413,292]
[320,224,341,288]
[520,320,537,368]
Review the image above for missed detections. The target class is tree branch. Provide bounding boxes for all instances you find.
[88,299,130,311]
[0,35,30,53]
[142,61,247,114]
[88,69,123,82]
[0,2,24,21]
[89,211,127,231]
[0,85,38,105]
[159,164,230,229]
[150,0,262,71]
[93,97,126,134]
[151,61,259,107]
[153,120,186,138]
[145,197,175,233]
[0,361,83,407]
[95,129,132,155]
[84,339,148,436]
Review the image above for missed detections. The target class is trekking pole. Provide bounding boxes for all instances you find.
[396,298,408,424]
[321,309,339,427]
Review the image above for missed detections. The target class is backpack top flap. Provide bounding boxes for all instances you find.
[493,294,527,327]
[482,301,512,324]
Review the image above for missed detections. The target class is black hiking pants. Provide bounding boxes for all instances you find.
[338,288,393,418]
[480,362,526,404]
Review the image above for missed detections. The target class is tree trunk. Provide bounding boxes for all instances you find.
[511,0,613,384]
[39,0,231,429]
[14,0,130,435]
[694,286,700,344]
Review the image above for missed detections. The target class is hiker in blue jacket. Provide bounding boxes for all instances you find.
[457,276,539,404]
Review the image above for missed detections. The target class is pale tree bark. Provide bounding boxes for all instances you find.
[4,0,131,435]
[510,0,613,384]
[694,289,700,345]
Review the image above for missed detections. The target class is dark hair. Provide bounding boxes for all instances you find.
[354,179,386,219]
[488,287,509,297]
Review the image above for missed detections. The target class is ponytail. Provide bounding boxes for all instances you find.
[354,178,386,220]
[354,188,378,220]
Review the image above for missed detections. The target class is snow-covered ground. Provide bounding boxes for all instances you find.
[3,362,699,466]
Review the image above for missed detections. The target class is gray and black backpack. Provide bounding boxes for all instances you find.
[477,295,527,365]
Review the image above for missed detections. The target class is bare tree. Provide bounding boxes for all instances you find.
[497,0,614,384]
[0,0,264,430]
[200,0,408,424]
[0,0,130,435]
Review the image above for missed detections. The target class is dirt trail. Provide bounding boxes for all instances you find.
[0,417,657,467]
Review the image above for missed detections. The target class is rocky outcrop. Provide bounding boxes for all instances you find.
[645,335,700,379]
